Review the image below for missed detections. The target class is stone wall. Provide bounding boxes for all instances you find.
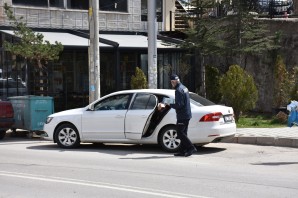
[200,19,298,112]
[294,0,298,14]
[227,19,298,112]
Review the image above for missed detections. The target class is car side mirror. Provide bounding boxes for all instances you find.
[88,104,95,111]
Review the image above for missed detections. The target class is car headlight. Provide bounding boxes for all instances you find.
[46,117,53,124]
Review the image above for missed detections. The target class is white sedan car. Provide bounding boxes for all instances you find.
[43,89,236,152]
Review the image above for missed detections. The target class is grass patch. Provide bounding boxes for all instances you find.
[237,112,287,128]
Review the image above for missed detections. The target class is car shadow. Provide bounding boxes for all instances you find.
[26,142,227,158]
[3,131,227,157]
[251,162,298,166]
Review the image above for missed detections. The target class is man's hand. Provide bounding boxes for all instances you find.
[158,103,165,111]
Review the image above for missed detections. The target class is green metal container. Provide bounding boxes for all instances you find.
[8,96,54,131]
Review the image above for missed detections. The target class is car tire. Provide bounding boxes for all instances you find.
[0,130,6,140]
[55,124,80,149]
[158,126,180,153]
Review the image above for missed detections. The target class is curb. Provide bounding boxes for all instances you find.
[223,135,298,148]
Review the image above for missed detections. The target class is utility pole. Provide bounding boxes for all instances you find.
[89,0,100,103]
[147,0,157,89]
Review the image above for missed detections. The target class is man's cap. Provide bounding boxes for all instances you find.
[170,74,179,81]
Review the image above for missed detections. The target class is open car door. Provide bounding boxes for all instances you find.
[125,93,158,139]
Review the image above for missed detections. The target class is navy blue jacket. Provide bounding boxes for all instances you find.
[170,82,192,120]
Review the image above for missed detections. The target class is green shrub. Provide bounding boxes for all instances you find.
[130,67,148,89]
[220,65,258,122]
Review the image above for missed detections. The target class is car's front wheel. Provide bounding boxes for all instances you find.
[55,124,80,148]
[158,126,181,152]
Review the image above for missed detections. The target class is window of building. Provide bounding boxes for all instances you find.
[12,0,64,8]
[141,0,163,22]
[12,0,48,7]
[67,0,89,10]
[99,0,128,12]
[50,0,64,8]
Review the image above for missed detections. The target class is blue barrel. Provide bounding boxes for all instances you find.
[8,96,54,131]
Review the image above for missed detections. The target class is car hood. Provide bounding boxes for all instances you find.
[50,107,86,117]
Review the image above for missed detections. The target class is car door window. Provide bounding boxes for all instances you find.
[94,94,131,111]
[131,94,157,110]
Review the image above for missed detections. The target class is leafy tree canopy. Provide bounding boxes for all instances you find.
[182,0,280,63]
[3,3,63,67]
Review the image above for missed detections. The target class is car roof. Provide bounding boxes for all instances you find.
[105,89,175,97]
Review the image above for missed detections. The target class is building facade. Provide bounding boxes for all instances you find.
[0,0,192,111]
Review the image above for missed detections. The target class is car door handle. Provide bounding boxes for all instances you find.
[141,115,147,118]
[115,115,124,118]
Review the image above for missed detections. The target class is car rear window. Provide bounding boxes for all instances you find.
[189,93,215,106]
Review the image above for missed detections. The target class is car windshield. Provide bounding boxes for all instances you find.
[189,93,215,106]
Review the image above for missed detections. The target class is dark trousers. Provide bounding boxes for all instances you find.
[176,119,194,152]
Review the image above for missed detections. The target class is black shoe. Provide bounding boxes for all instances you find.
[174,152,185,156]
[185,147,197,157]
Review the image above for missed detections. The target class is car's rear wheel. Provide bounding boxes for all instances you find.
[158,126,181,152]
[0,130,6,140]
[55,124,80,148]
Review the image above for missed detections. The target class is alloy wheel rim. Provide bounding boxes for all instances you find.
[58,127,77,146]
[163,129,180,150]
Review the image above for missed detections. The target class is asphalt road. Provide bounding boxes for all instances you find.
[1,137,298,198]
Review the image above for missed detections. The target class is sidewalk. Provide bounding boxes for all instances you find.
[225,127,298,148]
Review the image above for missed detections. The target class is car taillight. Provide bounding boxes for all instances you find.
[199,112,223,122]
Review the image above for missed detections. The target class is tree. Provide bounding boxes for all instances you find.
[3,3,63,95]
[183,0,279,68]
[220,65,258,122]
[130,67,148,89]
[220,0,279,68]
[205,65,222,103]
[181,0,226,97]
[273,55,290,108]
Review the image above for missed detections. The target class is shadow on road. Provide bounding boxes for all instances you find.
[26,142,226,158]
[3,134,227,157]
[251,162,298,166]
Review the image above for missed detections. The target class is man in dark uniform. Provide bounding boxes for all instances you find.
[168,74,197,157]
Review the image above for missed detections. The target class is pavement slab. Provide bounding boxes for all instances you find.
[227,127,298,148]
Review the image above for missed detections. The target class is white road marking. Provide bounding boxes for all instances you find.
[0,171,211,198]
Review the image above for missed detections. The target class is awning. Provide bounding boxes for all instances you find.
[0,30,111,47]
[99,34,179,49]
[0,30,179,49]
